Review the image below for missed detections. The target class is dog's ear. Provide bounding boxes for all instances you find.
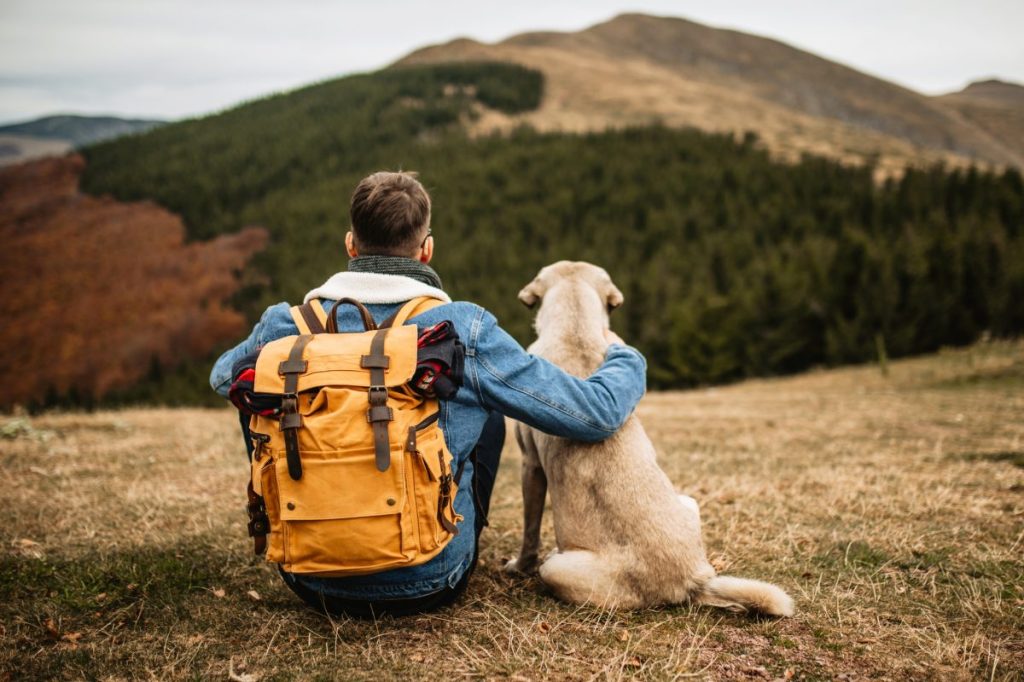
[605,283,624,312]
[518,278,543,308]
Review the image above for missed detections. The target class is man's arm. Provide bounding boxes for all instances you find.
[467,310,647,442]
[209,302,295,398]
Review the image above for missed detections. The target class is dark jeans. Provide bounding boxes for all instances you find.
[276,411,505,619]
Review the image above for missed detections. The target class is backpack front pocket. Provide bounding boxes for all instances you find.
[272,449,412,575]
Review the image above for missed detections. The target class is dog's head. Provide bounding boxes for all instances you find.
[518,260,624,313]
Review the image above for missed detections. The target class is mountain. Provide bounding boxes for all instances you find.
[0,114,164,166]
[397,13,1024,174]
[935,80,1024,165]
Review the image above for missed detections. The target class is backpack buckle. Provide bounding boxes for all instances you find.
[280,394,302,430]
[368,385,388,404]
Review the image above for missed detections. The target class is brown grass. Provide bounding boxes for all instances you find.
[2,341,1022,680]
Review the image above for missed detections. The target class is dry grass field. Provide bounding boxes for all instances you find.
[2,341,1022,680]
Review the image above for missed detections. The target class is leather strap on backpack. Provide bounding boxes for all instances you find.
[290,300,328,335]
[280,334,314,480]
[363,328,393,472]
[362,296,443,471]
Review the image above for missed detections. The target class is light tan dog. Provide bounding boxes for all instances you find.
[503,261,794,616]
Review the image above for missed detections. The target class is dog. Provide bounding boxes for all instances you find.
[503,261,794,616]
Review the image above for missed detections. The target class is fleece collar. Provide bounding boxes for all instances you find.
[303,271,451,305]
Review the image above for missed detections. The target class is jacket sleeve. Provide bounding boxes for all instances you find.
[209,302,295,398]
[467,309,647,442]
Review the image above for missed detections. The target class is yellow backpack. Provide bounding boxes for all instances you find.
[245,296,462,576]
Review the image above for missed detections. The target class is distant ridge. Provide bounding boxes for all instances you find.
[0,114,164,166]
[936,80,1024,161]
[945,79,1024,107]
[397,13,1024,172]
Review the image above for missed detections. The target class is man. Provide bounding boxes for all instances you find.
[210,171,647,618]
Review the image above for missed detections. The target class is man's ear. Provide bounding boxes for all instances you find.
[420,235,433,264]
[518,279,542,308]
[345,231,358,258]
[606,283,624,312]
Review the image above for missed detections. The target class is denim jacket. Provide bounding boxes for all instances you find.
[210,296,647,600]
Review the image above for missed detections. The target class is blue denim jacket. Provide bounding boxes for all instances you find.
[210,298,647,600]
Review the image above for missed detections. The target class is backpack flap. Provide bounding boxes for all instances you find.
[252,324,419,394]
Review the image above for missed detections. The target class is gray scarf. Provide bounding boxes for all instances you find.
[348,255,444,290]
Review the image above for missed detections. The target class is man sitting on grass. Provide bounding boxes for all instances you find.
[210,170,647,618]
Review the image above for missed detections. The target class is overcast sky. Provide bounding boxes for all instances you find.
[1,1,1022,125]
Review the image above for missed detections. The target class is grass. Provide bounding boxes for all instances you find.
[1,340,1022,680]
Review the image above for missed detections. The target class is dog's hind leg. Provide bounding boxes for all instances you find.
[504,425,547,575]
[539,550,641,609]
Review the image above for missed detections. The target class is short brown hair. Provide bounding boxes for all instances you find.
[349,171,431,256]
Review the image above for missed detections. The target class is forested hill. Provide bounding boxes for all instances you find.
[67,61,1024,404]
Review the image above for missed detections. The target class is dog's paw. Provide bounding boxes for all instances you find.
[503,556,538,576]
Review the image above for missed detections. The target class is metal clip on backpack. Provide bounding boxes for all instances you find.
[245,296,462,576]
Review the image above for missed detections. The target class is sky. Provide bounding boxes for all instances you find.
[1,0,1022,125]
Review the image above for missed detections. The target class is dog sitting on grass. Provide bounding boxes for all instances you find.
[504,261,794,616]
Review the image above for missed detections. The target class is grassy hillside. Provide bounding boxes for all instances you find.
[74,61,1024,402]
[3,342,1022,678]
[399,13,1024,172]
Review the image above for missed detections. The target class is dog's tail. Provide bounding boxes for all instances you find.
[694,575,794,617]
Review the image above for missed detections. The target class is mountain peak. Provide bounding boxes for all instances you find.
[953,78,1024,104]
[395,13,1024,170]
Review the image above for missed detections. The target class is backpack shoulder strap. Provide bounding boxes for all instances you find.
[381,296,445,329]
[289,299,328,335]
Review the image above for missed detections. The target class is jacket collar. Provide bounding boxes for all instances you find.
[303,271,451,305]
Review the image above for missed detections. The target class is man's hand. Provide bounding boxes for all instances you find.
[604,328,625,346]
